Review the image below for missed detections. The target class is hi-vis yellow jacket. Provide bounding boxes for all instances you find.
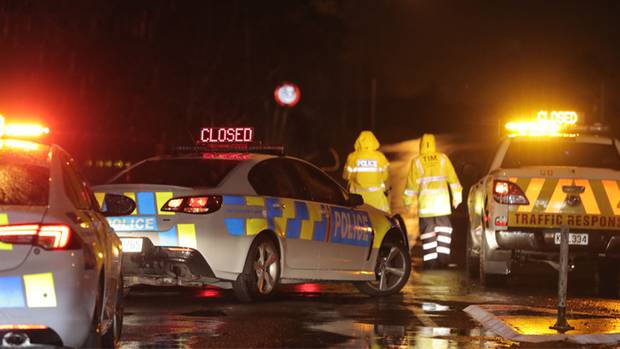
[343,131,390,212]
[404,134,462,218]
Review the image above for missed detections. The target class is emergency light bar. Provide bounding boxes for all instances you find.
[177,145,285,156]
[505,110,610,138]
[0,115,50,139]
[505,110,581,137]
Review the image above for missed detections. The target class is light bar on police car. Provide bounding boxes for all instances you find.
[505,110,580,137]
[0,114,50,138]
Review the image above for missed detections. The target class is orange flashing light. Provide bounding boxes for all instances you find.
[505,110,580,138]
[0,114,50,139]
[0,324,48,330]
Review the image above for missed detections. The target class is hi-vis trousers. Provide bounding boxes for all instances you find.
[419,215,452,266]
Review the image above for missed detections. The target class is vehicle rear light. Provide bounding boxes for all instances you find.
[0,324,48,330]
[493,180,529,205]
[37,225,71,249]
[162,195,223,214]
[0,224,73,250]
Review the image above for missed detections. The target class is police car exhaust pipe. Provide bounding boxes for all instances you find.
[2,332,31,347]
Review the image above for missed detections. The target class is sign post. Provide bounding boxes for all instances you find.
[273,82,301,144]
[550,225,574,333]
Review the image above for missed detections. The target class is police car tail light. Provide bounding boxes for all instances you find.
[162,195,223,214]
[0,224,72,250]
[37,225,71,249]
[493,180,529,205]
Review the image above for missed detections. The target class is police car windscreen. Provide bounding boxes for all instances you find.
[0,146,50,206]
[502,140,620,170]
[110,159,242,187]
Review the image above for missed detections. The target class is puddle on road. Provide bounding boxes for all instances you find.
[121,315,226,349]
[308,319,512,348]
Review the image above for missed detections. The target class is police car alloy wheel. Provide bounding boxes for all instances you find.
[355,243,411,297]
[233,235,281,302]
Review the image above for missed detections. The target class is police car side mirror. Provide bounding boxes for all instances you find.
[102,194,136,217]
[347,193,365,207]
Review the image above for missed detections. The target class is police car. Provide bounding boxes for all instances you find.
[94,127,411,302]
[467,111,620,294]
[0,117,134,347]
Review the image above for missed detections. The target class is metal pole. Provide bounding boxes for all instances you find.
[550,225,574,333]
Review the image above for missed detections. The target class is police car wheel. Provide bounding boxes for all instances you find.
[355,243,411,297]
[233,235,281,302]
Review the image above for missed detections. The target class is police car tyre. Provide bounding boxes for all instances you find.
[355,242,411,297]
[465,222,479,279]
[479,238,507,287]
[233,234,281,302]
[102,278,124,348]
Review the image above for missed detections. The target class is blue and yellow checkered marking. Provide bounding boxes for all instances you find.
[222,195,372,247]
[0,276,26,308]
[0,272,57,309]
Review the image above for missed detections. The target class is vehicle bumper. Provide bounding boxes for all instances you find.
[122,237,219,287]
[496,228,620,257]
[0,250,96,348]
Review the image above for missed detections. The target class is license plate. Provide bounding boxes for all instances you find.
[554,233,588,246]
[121,238,143,253]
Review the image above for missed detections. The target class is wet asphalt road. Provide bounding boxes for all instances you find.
[120,265,620,349]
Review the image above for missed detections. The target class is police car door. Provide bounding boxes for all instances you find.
[249,158,320,271]
[59,152,121,298]
[289,160,373,272]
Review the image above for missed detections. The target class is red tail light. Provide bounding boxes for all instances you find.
[162,195,223,214]
[493,180,529,205]
[0,224,72,250]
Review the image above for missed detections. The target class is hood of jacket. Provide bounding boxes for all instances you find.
[354,130,380,151]
[419,134,436,155]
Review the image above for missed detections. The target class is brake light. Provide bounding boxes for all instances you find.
[162,195,223,214]
[0,324,48,330]
[493,180,529,205]
[0,224,72,250]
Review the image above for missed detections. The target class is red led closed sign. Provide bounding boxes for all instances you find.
[200,127,254,143]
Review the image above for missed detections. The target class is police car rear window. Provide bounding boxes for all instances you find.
[502,140,620,170]
[0,164,50,205]
[110,159,241,187]
[0,144,51,206]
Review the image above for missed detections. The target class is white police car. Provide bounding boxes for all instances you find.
[0,117,135,347]
[94,127,411,302]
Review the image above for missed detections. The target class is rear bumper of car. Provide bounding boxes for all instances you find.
[0,250,96,348]
[122,237,218,287]
[495,228,620,257]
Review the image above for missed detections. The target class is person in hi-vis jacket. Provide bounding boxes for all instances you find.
[343,131,390,212]
[404,134,462,268]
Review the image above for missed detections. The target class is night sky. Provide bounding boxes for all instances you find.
[1,1,619,169]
